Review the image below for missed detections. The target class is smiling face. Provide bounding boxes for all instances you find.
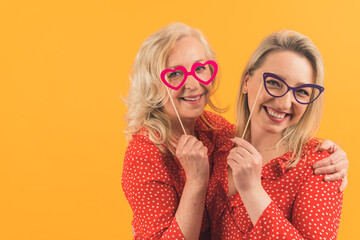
[243,50,314,137]
[163,36,212,123]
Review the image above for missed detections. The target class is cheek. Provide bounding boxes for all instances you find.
[251,89,270,110]
[294,105,308,120]
[205,83,212,93]
[163,91,180,114]
[203,84,212,99]
[163,101,173,115]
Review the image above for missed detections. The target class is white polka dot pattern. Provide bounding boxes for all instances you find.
[122,111,235,239]
[207,139,343,239]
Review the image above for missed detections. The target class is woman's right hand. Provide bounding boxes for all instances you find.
[176,135,209,185]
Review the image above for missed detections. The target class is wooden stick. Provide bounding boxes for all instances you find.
[166,87,187,135]
[242,81,264,139]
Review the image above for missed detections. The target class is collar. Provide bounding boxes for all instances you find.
[261,151,292,180]
[194,111,216,133]
[261,138,320,180]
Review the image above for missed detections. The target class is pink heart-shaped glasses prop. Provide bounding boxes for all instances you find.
[160,60,218,90]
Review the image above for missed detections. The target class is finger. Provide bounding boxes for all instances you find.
[227,159,235,169]
[193,140,204,151]
[313,154,340,169]
[339,175,348,192]
[315,158,348,175]
[233,146,253,161]
[227,158,239,170]
[323,169,347,182]
[314,163,340,175]
[199,146,208,159]
[318,139,335,152]
[177,135,193,150]
[231,147,245,159]
[331,147,348,167]
[176,135,197,157]
[230,137,258,155]
[182,136,198,150]
[227,152,242,163]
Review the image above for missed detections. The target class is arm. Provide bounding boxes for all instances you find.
[246,170,343,239]
[175,135,209,240]
[313,139,349,191]
[122,135,209,240]
[227,138,343,239]
[122,139,186,239]
[226,137,271,225]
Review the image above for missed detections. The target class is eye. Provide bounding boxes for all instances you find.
[296,88,310,96]
[266,80,281,87]
[168,71,182,79]
[195,66,206,72]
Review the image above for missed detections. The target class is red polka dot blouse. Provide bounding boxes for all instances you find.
[206,138,343,239]
[122,111,235,239]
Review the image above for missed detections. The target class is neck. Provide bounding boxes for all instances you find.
[250,127,281,150]
[171,118,197,139]
[249,123,287,165]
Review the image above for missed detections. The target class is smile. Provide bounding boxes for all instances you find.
[182,96,201,101]
[179,94,203,105]
[264,106,290,122]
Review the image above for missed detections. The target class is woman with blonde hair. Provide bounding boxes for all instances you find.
[122,23,348,239]
[207,30,344,239]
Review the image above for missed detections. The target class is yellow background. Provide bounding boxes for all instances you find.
[1,0,359,239]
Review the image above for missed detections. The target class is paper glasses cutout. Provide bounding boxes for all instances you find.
[160,60,218,90]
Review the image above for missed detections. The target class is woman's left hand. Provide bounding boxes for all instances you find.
[227,137,263,193]
[312,139,349,192]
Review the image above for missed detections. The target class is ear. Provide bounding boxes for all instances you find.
[242,73,250,94]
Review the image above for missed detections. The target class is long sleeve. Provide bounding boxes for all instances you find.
[208,140,345,239]
[122,135,185,240]
[246,172,343,239]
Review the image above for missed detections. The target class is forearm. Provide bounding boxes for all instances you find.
[239,186,272,226]
[175,180,208,240]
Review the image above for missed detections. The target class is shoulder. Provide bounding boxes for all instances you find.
[124,128,164,164]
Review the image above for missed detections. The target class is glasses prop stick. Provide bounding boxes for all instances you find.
[241,81,264,139]
[165,87,187,135]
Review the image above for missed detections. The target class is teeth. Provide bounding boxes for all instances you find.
[183,96,200,101]
[267,108,286,119]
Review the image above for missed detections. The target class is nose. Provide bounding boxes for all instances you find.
[274,90,295,110]
[184,75,200,90]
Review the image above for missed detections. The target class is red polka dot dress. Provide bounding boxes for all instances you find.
[206,138,343,239]
[122,111,235,239]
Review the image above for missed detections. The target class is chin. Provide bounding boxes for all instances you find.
[183,110,204,120]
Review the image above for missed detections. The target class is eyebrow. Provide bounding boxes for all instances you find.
[167,59,206,69]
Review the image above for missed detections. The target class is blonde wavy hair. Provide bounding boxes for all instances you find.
[235,30,324,168]
[125,22,224,155]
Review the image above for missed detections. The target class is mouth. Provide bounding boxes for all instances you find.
[181,95,201,101]
[264,106,290,122]
[180,94,203,104]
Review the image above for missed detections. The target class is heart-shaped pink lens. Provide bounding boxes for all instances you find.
[192,60,218,85]
[160,66,187,90]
